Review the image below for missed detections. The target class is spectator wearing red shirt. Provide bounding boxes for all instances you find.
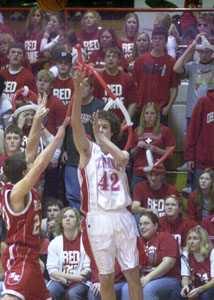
[132,27,179,126]
[52,51,74,107]
[89,28,128,71]
[0,34,31,72]
[19,6,47,75]
[132,166,179,223]
[187,169,214,224]
[77,10,101,61]
[121,211,181,300]
[0,42,36,103]
[93,47,137,126]
[130,102,175,191]
[36,69,66,202]
[118,12,139,59]
[159,195,198,253]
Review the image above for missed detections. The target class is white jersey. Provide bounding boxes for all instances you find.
[78,143,132,213]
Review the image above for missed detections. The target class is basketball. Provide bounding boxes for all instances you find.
[37,0,68,13]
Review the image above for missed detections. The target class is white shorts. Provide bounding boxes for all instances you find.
[86,208,139,274]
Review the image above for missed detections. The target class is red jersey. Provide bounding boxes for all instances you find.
[1,183,42,250]
[117,38,134,59]
[132,125,175,177]
[0,67,36,103]
[187,190,214,224]
[159,214,198,251]
[132,52,179,112]
[52,76,74,106]
[93,69,138,122]
[77,29,100,60]
[62,234,81,274]
[138,231,180,279]
[89,48,128,70]
[182,250,214,285]
[133,181,179,217]
[201,215,214,245]
[184,90,214,169]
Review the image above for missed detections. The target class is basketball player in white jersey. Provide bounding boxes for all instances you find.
[71,69,143,300]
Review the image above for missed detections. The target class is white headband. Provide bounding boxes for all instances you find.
[196,35,214,52]
[13,104,38,118]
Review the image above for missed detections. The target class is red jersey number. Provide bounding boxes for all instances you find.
[98,171,120,191]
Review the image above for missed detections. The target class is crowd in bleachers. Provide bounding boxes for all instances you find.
[0,6,214,300]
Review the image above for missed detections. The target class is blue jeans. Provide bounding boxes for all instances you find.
[121,277,181,300]
[0,281,3,300]
[64,165,81,209]
[47,280,88,300]
[169,287,214,300]
[88,281,125,300]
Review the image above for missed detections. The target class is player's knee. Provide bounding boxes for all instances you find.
[123,267,140,283]
[99,273,115,286]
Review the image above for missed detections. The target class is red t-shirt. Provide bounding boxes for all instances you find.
[93,69,138,122]
[77,29,100,60]
[201,215,214,245]
[117,37,134,59]
[132,125,175,177]
[62,234,81,274]
[159,214,198,251]
[0,67,36,103]
[52,76,74,106]
[133,181,179,217]
[89,48,128,70]
[138,231,180,279]
[42,95,66,135]
[19,31,45,73]
[132,52,180,113]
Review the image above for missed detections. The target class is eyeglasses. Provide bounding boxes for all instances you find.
[197,23,209,28]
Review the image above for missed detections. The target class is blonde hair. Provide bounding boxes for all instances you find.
[138,102,160,136]
[121,12,139,41]
[81,10,101,28]
[37,70,55,85]
[186,226,213,258]
[155,13,180,44]
[54,207,81,235]
[25,6,45,38]
[0,33,14,46]
[130,32,150,61]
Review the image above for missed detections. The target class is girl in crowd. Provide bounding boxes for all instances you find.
[46,207,91,300]
[153,13,180,58]
[89,27,128,71]
[127,31,150,73]
[187,168,214,223]
[159,195,198,253]
[19,6,47,74]
[118,12,139,58]
[202,214,214,245]
[175,226,214,300]
[77,10,101,61]
[40,13,65,54]
[130,102,175,191]
[121,211,181,300]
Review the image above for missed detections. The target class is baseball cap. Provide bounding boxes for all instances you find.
[54,51,72,63]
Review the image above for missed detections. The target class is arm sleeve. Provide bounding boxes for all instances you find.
[181,252,190,277]
[46,237,61,275]
[40,35,59,53]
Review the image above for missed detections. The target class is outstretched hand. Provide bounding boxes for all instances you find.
[72,67,88,90]
[35,93,49,121]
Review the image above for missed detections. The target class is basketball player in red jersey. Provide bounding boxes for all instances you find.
[71,69,143,300]
[1,94,68,300]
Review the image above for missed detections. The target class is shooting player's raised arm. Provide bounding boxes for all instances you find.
[71,69,92,168]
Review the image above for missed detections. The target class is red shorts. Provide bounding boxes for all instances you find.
[2,244,50,300]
